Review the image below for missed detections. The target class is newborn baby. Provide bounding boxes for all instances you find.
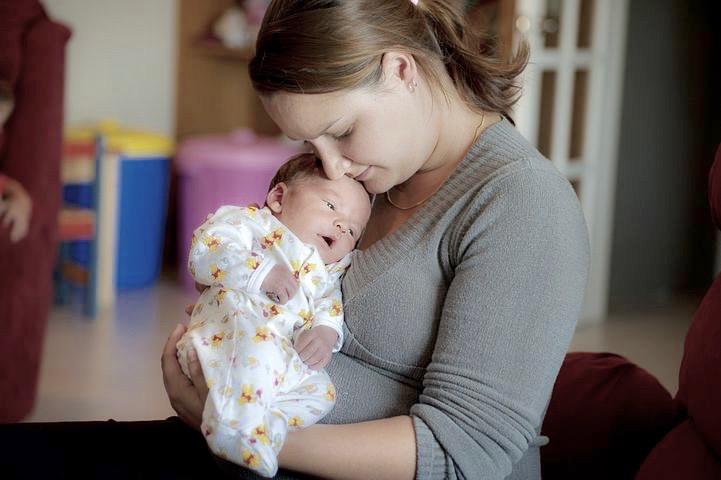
[177,153,371,477]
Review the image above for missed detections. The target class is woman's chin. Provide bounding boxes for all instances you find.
[362,180,386,195]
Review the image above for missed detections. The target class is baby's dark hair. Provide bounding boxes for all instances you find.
[0,81,13,103]
[267,153,327,191]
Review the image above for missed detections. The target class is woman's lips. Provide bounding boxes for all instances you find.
[355,166,372,181]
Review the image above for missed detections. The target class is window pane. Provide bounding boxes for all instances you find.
[538,70,557,159]
[543,0,562,49]
[569,69,589,161]
[577,0,594,48]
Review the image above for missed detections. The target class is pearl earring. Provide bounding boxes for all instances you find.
[408,80,418,92]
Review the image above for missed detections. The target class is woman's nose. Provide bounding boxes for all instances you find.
[313,141,351,180]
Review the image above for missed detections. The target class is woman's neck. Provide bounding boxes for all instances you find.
[393,98,500,198]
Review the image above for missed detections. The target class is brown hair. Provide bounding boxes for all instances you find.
[268,152,326,191]
[249,0,529,117]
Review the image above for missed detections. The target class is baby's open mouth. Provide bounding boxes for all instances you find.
[321,235,334,247]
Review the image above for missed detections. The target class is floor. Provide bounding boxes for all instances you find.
[26,279,696,422]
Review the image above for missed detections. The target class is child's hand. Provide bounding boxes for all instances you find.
[0,177,32,243]
[261,264,298,304]
[294,325,338,370]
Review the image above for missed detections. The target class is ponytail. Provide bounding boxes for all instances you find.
[418,0,528,114]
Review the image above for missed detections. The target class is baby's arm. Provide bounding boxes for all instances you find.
[306,283,344,352]
[189,206,274,293]
[294,260,350,369]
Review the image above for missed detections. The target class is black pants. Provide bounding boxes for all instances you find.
[0,417,252,479]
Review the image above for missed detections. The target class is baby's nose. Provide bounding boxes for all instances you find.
[335,223,347,235]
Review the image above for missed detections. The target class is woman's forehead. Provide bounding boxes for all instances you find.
[263,91,360,139]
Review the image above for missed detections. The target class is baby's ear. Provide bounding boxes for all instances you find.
[265,182,287,213]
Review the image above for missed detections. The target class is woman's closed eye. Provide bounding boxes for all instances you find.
[333,128,352,141]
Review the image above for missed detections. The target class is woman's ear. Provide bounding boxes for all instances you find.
[266,182,288,213]
[380,50,419,92]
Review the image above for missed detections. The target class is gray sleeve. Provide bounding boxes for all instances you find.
[409,165,590,479]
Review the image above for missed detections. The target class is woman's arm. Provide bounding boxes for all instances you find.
[408,166,590,479]
[161,323,208,430]
[162,323,417,480]
[279,416,416,480]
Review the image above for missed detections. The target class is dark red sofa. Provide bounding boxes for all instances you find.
[0,0,70,422]
[541,144,721,479]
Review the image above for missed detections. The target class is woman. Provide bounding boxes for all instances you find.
[165,1,588,479]
[0,1,588,479]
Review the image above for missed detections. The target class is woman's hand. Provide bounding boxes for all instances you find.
[161,323,208,430]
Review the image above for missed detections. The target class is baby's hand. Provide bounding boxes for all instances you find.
[260,264,298,304]
[295,325,338,370]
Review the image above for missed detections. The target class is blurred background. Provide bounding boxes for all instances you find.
[0,0,718,423]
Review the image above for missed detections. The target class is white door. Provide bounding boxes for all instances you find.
[512,0,630,325]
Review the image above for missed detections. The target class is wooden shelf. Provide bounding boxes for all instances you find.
[176,0,278,140]
[194,41,255,62]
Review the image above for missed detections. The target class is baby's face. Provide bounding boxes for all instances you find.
[268,174,371,263]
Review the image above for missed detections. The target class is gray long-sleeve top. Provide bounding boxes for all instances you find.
[270,118,589,480]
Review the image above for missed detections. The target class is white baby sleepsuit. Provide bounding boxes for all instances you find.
[177,205,350,477]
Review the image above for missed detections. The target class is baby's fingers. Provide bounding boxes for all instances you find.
[277,288,289,304]
[294,331,311,352]
[297,342,320,363]
[305,349,330,370]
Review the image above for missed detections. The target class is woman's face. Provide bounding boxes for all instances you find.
[261,80,439,194]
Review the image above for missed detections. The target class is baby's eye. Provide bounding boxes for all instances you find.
[325,201,335,211]
[348,228,355,237]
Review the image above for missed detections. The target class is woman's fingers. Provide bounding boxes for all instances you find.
[160,323,205,430]
[187,348,209,401]
[161,324,186,383]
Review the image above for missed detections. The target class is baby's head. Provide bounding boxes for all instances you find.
[266,153,371,264]
[0,81,14,128]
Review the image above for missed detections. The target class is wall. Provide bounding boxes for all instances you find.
[44,0,177,137]
[609,0,719,309]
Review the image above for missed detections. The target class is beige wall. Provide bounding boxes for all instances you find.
[44,0,177,137]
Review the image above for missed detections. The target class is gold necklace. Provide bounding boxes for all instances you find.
[386,113,486,211]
